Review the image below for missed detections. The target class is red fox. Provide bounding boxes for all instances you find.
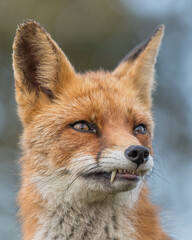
[13,20,171,240]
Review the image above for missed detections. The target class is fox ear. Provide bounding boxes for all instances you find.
[13,20,75,104]
[113,25,164,107]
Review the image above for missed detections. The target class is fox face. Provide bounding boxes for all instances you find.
[13,21,164,207]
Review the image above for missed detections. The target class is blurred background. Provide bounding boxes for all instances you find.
[0,0,192,239]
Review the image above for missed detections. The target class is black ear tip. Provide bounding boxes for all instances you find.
[152,24,165,36]
[143,24,164,48]
[156,24,165,30]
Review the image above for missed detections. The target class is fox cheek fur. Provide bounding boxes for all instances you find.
[13,20,171,240]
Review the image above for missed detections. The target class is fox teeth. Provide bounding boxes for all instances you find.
[110,170,117,183]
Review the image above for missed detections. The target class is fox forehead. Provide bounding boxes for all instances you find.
[56,70,152,124]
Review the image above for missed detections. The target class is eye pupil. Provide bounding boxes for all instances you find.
[80,124,85,130]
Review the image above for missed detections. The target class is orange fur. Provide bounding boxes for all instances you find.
[13,20,171,239]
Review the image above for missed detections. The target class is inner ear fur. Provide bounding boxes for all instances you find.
[13,20,75,102]
[113,25,164,107]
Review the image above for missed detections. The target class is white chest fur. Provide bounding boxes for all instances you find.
[33,201,138,240]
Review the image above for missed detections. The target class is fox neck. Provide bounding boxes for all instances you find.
[33,195,139,240]
[21,182,169,240]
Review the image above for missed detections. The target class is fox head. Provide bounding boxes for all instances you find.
[13,20,164,207]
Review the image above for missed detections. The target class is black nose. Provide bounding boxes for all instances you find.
[124,145,149,166]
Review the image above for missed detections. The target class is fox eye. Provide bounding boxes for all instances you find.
[133,124,147,135]
[70,121,96,133]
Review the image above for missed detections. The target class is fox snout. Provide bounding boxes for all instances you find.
[124,145,150,167]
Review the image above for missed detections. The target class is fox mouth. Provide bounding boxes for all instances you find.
[83,169,148,183]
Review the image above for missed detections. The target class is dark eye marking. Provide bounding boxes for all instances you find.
[133,124,147,135]
[70,120,97,133]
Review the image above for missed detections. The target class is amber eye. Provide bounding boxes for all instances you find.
[70,121,96,133]
[133,124,147,135]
